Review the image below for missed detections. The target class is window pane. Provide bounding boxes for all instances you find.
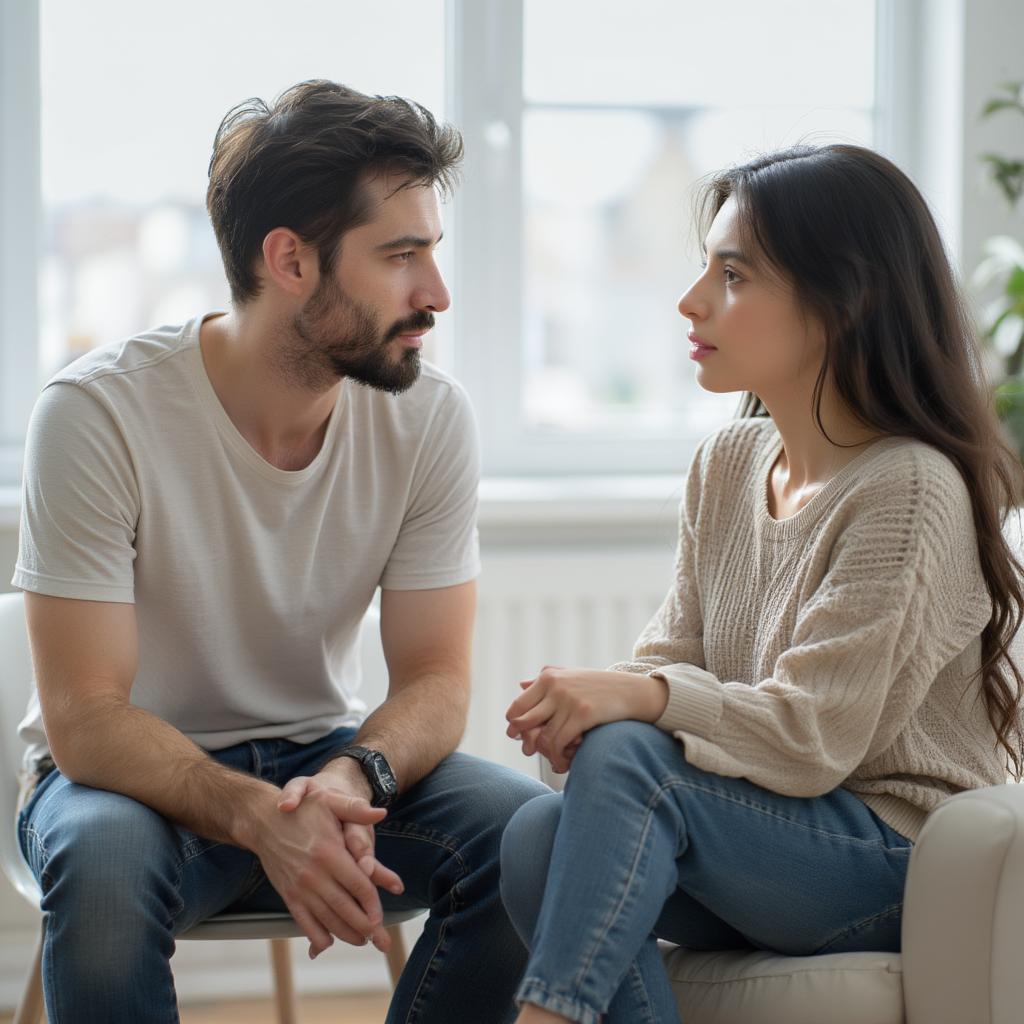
[521,1,875,438]
[39,0,445,377]
[524,0,875,109]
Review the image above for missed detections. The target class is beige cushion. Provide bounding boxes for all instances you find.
[661,946,904,1024]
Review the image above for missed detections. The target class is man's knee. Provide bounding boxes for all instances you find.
[425,753,550,841]
[34,783,179,919]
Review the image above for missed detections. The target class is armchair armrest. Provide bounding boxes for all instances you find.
[902,783,1024,1024]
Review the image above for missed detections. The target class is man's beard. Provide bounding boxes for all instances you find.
[285,275,431,395]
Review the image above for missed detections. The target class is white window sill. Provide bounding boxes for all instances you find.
[0,477,683,534]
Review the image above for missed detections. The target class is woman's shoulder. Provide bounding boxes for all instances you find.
[692,415,777,478]
[846,436,972,523]
[834,437,980,578]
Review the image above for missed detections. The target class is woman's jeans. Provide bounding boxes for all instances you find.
[18,726,548,1024]
[500,720,914,1024]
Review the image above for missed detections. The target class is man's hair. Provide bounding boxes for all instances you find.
[206,79,463,303]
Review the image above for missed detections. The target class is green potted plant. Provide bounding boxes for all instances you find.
[973,81,1024,458]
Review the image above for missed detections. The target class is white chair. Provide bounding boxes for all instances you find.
[0,591,418,1024]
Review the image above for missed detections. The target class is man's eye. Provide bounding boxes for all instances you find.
[393,252,414,262]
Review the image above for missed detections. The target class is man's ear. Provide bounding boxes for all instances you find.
[261,228,318,298]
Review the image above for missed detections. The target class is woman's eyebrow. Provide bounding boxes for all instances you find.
[703,244,752,265]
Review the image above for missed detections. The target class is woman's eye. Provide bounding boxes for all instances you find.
[723,267,740,284]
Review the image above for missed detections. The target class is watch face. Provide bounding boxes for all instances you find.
[367,752,398,805]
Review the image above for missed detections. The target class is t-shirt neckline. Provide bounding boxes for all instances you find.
[184,311,347,485]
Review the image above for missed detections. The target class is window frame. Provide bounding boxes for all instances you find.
[2,0,928,488]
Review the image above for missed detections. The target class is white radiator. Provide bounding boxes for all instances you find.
[463,547,671,774]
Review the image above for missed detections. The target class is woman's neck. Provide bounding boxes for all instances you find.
[759,387,883,517]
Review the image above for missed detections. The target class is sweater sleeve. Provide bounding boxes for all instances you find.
[608,439,706,674]
[650,459,992,797]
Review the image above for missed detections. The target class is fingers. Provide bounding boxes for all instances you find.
[507,699,556,739]
[312,843,386,934]
[363,857,405,895]
[343,820,375,861]
[321,790,388,826]
[505,676,548,722]
[284,897,334,958]
[304,891,371,955]
[277,776,312,812]
[343,821,405,896]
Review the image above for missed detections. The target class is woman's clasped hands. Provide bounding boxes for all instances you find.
[505,666,670,773]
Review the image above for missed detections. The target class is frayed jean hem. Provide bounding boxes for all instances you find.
[517,978,602,1024]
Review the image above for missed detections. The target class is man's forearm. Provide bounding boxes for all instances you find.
[48,695,277,848]
[323,671,468,795]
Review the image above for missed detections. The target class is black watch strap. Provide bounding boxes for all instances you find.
[335,745,398,808]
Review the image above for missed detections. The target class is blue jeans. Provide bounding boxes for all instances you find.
[18,726,548,1023]
[499,720,914,1024]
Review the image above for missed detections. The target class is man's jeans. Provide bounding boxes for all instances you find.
[18,726,548,1023]
[500,720,914,1024]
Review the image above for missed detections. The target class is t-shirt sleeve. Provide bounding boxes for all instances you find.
[12,382,139,603]
[649,465,992,797]
[379,381,481,591]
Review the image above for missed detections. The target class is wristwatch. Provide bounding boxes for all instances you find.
[334,745,398,808]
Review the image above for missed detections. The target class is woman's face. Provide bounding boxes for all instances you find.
[678,196,825,400]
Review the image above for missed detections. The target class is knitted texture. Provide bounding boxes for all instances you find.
[610,417,1003,841]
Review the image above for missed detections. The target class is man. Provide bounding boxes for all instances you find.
[13,79,546,1022]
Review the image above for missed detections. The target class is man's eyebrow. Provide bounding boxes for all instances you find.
[375,231,443,252]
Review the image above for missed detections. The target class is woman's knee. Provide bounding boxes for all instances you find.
[500,792,563,940]
[569,719,672,784]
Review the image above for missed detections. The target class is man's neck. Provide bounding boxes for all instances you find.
[198,309,340,470]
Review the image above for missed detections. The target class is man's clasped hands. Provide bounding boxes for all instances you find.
[259,667,667,959]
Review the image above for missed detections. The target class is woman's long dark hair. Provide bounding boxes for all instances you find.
[697,144,1024,776]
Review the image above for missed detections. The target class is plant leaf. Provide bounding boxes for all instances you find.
[994,313,1024,357]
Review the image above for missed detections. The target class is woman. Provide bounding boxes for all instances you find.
[499,144,1024,1024]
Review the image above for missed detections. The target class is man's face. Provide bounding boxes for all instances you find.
[288,175,450,395]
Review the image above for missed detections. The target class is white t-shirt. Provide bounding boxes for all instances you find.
[13,313,481,768]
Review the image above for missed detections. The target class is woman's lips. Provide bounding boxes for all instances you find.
[688,331,717,361]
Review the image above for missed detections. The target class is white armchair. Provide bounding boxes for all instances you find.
[539,758,1024,1024]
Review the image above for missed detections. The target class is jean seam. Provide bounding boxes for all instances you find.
[573,788,660,997]
[813,900,904,954]
[624,960,659,1024]
[373,825,467,1024]
[659,773,903,849]
[569,776,683,1004]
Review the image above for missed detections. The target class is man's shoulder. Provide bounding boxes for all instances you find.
[47,318,198,392]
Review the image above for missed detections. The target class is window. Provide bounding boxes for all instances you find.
[2,0,912,486]
[37,0,447,379]
[452,0,882,476]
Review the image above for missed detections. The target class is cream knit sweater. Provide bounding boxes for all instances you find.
[611,416,1004,841]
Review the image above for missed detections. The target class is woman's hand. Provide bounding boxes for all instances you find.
[505,667,668,771]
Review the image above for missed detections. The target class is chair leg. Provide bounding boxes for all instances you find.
[269,938,299,1024]
[14,919,45,1024]
[384,924,408,991]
